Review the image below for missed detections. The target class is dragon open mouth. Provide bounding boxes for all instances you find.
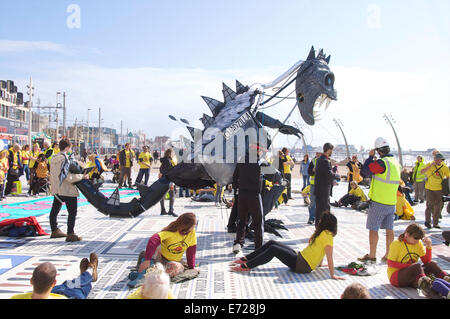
[312,93,332,122]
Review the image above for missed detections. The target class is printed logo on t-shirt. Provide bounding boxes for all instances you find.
[167,241,189,255]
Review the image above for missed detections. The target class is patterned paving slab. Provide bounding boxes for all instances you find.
[0,175,448,299]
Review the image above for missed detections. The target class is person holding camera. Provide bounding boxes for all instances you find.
[358,137,401,264]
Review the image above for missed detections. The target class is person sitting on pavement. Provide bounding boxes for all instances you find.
[395,185,416,221]
[230,213,346,281]
[10,253,98,299]
[87,153,110,186]
[386,223,449,298]
[331,181,369,211]
[301,184,311,206]
[138,213,199,278]
[127,263,174,299]
[341,283,371,299]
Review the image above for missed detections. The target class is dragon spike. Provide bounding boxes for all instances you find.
[307,46,316,60]
[201,96,224,116]
[200,113,214,128]
[318,49,325,59]
[186,126,196,139]
[325,55,331,64]
[235,80,248,94]
[222,82,237,102]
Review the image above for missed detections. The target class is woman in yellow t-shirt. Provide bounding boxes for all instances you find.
[139,213,198,277]
[231,213,345,280]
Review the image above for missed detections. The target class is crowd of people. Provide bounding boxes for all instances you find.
[2,136,449,300]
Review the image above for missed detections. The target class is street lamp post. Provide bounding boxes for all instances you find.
[383,113,403,167]
[86,108,91,152]
[333,118,350,161]
[294,121,309,157]
[62,92,66,138]
[26,77,34,145]
[56,92,61,141]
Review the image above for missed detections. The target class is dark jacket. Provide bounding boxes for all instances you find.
[314,155,337,197]
[119,149,134,167]
[159,156,174,175]
[8,150,22,176]
[232,157,263,194]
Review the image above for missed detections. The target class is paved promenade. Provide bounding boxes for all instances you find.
[0,171,448,299]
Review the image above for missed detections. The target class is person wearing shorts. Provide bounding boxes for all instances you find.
[358,138,401,264]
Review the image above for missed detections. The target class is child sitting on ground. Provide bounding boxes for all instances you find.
[127,263,174,299]
[395,186,415,220]
[301,184,311,206]
[341,283,371,299]
[387,223,450,297]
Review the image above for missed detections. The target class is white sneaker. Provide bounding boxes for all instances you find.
[233,243,241,254]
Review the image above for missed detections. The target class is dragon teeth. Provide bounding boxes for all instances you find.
[325,98,331,111]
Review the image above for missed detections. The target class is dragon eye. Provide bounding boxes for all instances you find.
[324,73,334,86]
[297,93,305,103]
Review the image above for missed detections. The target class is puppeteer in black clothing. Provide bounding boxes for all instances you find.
[232,145,270,251]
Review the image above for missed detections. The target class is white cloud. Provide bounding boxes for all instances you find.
[0,40,67,53]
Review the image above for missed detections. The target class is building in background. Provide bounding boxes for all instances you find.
[0,80,30,147]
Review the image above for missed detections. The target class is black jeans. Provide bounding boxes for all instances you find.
[4,174,19,195]
[227,193,239,230]
[135,168,150,185]
[339,194,360,207]
[315,193,330,227]
[49,195,78,234]
[234,191,264,250]
[285,173,292,198]
[245,240,297,270]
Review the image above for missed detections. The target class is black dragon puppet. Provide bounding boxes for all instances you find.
[74,46,337,226]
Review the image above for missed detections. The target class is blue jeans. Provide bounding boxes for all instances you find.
[51,272,93,299]
[308,184,316,222]
[179,187,190,197]
[302,175,310,190]
[23,164,30,181]
[215,186,224,203]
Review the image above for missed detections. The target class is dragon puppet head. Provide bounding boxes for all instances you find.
[296,46,337,126]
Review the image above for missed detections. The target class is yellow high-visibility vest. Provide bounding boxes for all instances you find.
[368,157,401,205]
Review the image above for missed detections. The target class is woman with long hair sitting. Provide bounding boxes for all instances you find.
[230,212,345,280]
[138,213,198,277]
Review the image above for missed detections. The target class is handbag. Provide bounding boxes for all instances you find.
[434,165,449,196]
[442,178,450,196]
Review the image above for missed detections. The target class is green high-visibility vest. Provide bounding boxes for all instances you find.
[310,158,317,185]
[368,156,401,205]
[412,161,426,182]
[44,147,54,164]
